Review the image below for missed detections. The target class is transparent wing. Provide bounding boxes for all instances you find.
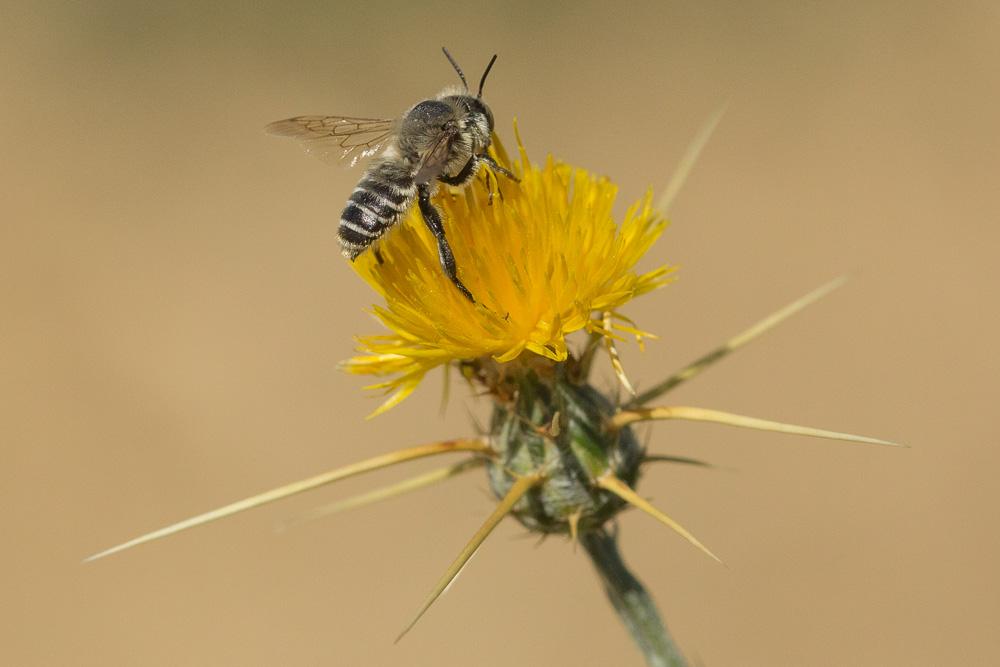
[414,128,459,183]
[266,115,397,166]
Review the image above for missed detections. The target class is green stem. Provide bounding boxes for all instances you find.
[581,529,689,667]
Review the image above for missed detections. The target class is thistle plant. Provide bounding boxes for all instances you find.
[86,120,899,666]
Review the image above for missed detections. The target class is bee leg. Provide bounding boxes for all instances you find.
[479,154,516,202]
[417,183,475,303]
[373,247,385,265]
[479,155,519,183]
[439,156,499,203]
[437,156,478,187]
[483,168,496,205]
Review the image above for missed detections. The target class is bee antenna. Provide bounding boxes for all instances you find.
[441,47,469,92]
[477,55,498,99]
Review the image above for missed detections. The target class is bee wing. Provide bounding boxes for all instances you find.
[414,127,459,182]
[266,115,398,166]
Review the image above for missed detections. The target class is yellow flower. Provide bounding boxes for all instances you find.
[344,125,673,415]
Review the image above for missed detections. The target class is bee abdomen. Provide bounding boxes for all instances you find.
[338,174,416,259]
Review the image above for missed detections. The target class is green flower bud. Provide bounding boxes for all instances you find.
[486,370,643,535]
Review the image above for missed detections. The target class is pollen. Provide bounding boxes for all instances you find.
[344,124,674,415]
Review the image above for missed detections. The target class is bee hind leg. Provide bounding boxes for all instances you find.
[417,183,475,303]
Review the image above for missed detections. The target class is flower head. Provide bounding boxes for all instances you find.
[345,126,673,415]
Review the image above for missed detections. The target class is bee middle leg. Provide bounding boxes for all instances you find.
[417,183,475,303]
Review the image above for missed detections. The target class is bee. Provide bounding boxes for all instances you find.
[267,48,517,303]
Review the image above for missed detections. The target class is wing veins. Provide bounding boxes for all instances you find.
[267,115,397,166]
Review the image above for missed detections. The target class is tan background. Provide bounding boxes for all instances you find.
[4,2,998,665]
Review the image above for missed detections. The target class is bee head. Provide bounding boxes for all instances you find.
[464,97,494,132]
[431,95,492,151]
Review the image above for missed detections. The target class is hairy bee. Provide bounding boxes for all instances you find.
[267,48,516,303]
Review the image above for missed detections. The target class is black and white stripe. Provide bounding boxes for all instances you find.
[337,168,416,259]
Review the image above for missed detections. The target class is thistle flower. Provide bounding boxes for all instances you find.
[86,117,900,666]
[345,124,671,416]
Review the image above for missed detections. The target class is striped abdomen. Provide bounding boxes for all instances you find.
[338,159,417,260]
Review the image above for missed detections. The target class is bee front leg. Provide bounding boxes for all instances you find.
[478,154,518,202]
[439,156,497,204]
[417,183,475,303]
[437,157,478,186]
[479,154,519,183]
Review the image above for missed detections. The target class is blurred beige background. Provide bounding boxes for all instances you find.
[3,2,999,665]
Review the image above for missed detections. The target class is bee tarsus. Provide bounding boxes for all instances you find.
[480,154,517,181]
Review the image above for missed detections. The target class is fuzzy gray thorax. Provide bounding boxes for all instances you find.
[397,93,493,185]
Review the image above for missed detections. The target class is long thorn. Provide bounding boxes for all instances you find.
[439,362,452,417]
[628,277,848,407]
[279,458,484,531]
[611,406,902,447]
[596,474,722,564]
[395,472,544,642]
[642,454,715,468]
[84,438,493,562]
[655,102,728,216]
